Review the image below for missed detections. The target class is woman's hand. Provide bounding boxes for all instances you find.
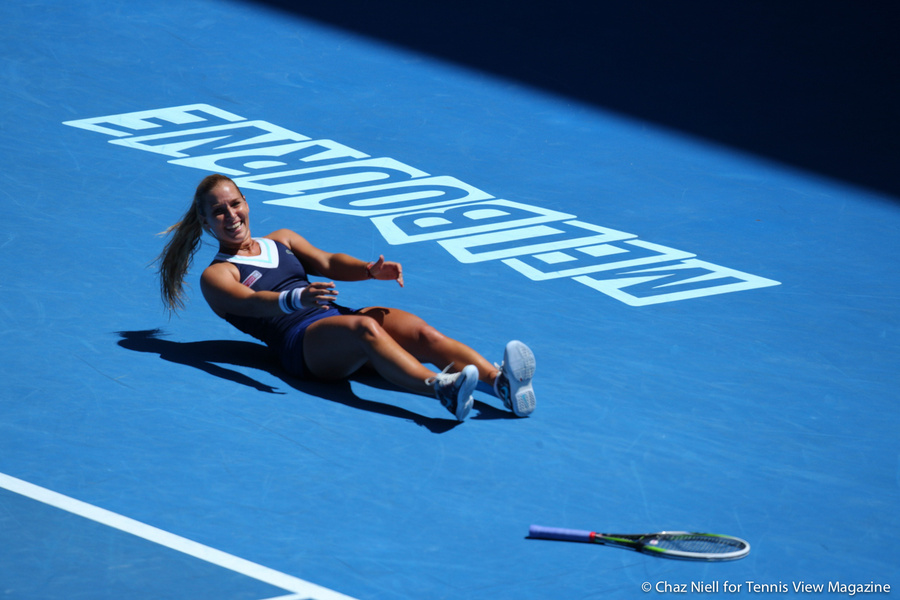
[302,281,339,308]
[367,255,404,287]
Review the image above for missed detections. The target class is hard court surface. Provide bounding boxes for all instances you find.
[1,1,898,598]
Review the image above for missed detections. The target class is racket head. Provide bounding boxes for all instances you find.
[602,531,750,561]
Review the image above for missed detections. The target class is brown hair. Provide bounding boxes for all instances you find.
[156,174,235,313]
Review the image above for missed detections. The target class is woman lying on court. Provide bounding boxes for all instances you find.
[156,174,535,421]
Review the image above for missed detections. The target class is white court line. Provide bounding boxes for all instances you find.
[0,472,357,600]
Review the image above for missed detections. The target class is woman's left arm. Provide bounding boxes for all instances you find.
[268,229,404,286]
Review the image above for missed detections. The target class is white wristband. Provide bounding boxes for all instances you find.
[278,287,307,313]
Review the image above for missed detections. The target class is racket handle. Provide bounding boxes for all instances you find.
[529,525,594,542]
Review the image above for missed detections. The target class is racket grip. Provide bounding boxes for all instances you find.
[529,525,593,542]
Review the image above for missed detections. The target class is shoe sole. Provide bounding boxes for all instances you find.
[504,341,535,417]
[455,365,478,421]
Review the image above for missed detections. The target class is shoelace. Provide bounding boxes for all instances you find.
[424,362,456,386]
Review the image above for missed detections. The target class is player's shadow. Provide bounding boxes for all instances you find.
[115,329,512,433]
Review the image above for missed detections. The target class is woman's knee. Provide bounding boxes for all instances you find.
[416,323,446,348]
[346,314,388,344]
[357,308,445,353]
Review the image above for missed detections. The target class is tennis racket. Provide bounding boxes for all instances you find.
[529,525,750,561]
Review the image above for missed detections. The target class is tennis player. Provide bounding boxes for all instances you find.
[157,174,536,421]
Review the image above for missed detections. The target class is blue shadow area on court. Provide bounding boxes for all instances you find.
[245,0,900,199]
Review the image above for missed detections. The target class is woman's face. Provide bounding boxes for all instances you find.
[203,180,250,247]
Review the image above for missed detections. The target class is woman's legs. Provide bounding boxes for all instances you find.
[302,312,435,395]
[369,307,536,417]
[356,307,500,385]
[302,306,499,392]
[302,306,535,418]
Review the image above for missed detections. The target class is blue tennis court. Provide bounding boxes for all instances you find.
[2,1,898,598]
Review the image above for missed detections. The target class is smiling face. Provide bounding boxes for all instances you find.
[201,179,251,251]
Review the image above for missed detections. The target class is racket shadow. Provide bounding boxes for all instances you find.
[115,329,465,433]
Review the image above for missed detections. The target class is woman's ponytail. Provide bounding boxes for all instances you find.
[156,174,234,313]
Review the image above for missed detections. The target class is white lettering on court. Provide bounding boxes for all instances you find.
[64,104,781,305]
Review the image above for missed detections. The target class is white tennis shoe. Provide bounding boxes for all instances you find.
[428,364,477,421]
[494,340,536,417]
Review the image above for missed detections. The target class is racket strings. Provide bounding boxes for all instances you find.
[654,535,746,554]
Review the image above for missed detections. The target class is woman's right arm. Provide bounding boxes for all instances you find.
[200,262,336,318]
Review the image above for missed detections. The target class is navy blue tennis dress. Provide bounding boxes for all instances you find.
[213,237,352,377]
